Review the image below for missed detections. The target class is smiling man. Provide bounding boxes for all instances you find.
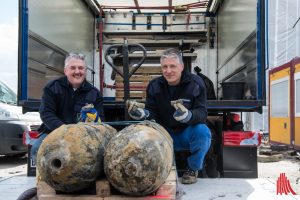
[127,48,211,184]
[30,53,104,162]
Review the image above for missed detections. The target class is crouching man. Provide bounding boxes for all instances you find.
[127,48,211,184]
[31,53,104,163]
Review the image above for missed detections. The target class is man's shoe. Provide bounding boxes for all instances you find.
[181,169,198,184]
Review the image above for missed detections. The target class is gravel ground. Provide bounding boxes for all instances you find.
[1,152,300,197]
[0,156,27,180]
[0,153,299,200]
[258,155,300,195]
[1,154,300,181]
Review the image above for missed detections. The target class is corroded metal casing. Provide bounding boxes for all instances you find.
[36,123,117,193]
[104,120,173,196]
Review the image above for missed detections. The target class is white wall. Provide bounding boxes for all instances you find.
[28,0,95,66]
[217,0,257,67]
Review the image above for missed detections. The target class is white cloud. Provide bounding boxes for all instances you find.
[0,17,18,93]
[0,18,18,55]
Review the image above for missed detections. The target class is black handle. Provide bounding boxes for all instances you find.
[104,43,147,120]
[128,44,147,77]
[104,44,147,78]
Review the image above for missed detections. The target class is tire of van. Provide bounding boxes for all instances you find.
[16,187,37,200]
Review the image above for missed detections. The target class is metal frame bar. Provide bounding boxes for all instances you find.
[83,0,101,14]
[168,0,172,13]
[257,0,266,102]
[18,0,28,103]
[99,8,104,93]
[133,0,141,13]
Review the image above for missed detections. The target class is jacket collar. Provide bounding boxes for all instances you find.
[59,76,91,91]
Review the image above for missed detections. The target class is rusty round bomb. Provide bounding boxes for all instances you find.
[37,123,117,193]
[104,120,173,196]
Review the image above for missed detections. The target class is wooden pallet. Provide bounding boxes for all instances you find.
[115,66,162,101]
[37,167,177,200]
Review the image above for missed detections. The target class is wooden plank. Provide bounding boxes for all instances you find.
[37,181,104,200]
[116,89,146,92]
[155,167,177,199]
[165,167,177,182]
[136,67,161,74]
[105,195,176,200]
[39,195,103,200]
[105,195,175,200]
[115,91,146,98]
[105,168,177,200]
[115,82,148,91]
[104,196,146,200]
[37,168,177,200]
[155,182,176,199]
[37,181,56,199]
[116,82,148,87]
[115,97,145,101]
[117,67,162,74]
[115,75,160,82]
[114,98,123,102]
[116,87,146,92]
[96,180,111,197]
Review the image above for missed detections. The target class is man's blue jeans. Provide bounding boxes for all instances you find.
[169,124,211,171]
[30,133,48,164]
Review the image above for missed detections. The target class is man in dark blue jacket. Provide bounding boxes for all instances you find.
[128,48,211,184]
[31,53,104,162]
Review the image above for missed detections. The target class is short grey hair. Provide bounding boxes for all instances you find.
[160,48,183,65]
[65,53,87,68]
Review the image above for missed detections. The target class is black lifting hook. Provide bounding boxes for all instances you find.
[104,42,147,120]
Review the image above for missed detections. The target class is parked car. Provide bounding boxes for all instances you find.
[0,81,41,156]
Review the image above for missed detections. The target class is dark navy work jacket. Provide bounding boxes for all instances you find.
[39,76,104,134]
[145,72,207,133]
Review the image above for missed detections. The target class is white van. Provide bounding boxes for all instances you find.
[0,81,41,156]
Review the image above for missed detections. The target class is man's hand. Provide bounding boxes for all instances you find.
[126,100,149,120]
[80,104,101,123]
[171,100,192,123]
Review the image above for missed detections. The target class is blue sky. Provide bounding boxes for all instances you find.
[0,0,18,93]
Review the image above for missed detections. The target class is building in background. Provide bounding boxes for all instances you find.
[267,0,300,149]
